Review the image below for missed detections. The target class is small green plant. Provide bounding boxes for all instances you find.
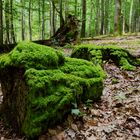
[85,99,93,107]
[114,92,127,101]
[63,43,74,48]
[112,78,119,84]
[71,109,81,116]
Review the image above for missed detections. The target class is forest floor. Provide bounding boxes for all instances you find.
[0,35,140,140]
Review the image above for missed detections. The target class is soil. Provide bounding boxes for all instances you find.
[0,35,140,140]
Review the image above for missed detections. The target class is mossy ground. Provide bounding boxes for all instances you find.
[71,44,140,71]
[0,42,104,138]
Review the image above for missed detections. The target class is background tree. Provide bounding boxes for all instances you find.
[81,0,86,37]
[28,0,32,41]
[21,0,25,41]
[114,0,122,35]
[0,0,3,45]
[0,0,140,44]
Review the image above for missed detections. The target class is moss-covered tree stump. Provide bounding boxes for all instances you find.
[0,42,105,138]
[71,44,140,71]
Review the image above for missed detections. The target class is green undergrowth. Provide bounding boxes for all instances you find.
[0,42,105,138]
[71,44,140,71]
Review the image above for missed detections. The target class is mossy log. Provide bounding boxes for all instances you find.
[0,42,104,138]
[71,44,140,71]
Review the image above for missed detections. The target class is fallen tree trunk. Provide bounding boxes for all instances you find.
[71,44,140,71]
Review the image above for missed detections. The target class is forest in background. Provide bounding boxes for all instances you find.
[0,0,140,45]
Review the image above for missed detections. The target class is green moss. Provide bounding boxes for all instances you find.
[0,53,12,69]
[0,41,65,70]
[0,42,105,138]
[21,57,105,137]
[72,44,140,71]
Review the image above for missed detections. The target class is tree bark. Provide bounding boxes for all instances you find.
[5,0,10,44]
[114,0,122,35]
[95,0,100,35]
[88,0,93,37]
[0,0,3,45]
[10,0,16,43]
[52,1,56,35]
[129,0,133,32]
[38,0,41,39]
[100,0,104,35]
[60,0,64,26]
[29,0,32,40]
[42,0,45,39]
[21,0,25,40]
[104,0,109,34]
[81,0,86,38]
[74,0,78,16]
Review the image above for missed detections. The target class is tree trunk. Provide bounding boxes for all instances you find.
[5,0,10,44]
[60,0,64,26]
[81,0,86,38]
[21,0,25,40]
[114,0,122,35]
[49,0,52,37]
[52,1,56,35]
[95,0,100,35]
[0,0,3,45]
[38,0,41,39]
[35,15,80,46]
[104,0,109,34]
[74,0,78,16]
[64,0,69,20]
[129,0,133,32]
[29,0,32,40]
[100,0,104,35]
[88,0,93,37]
[10,0,16,43]
[42,0,45,39]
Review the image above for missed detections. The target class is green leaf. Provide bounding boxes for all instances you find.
[71,109,81,116]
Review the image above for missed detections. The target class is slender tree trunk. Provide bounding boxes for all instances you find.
[75,0,78,16]
[64,0,69,20]
[100,0,104,35]
[10,0,16,43]
[60,0,64,26]
[135,0,139,32]
[21,0,25,40]
[88,0,93,37]
[5,0,10,44]
[29,0,32,40]
[129,0,133,32]
[81,0,86,38]
[114,0,122,35]
[49,1,52,37]
[104,0,109,34]
[95,0,100,35]
[42,0,45,39]
[52,2,56,35]
[49,0,56,36]
[0,0,3,45]
[38,0,41,39]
